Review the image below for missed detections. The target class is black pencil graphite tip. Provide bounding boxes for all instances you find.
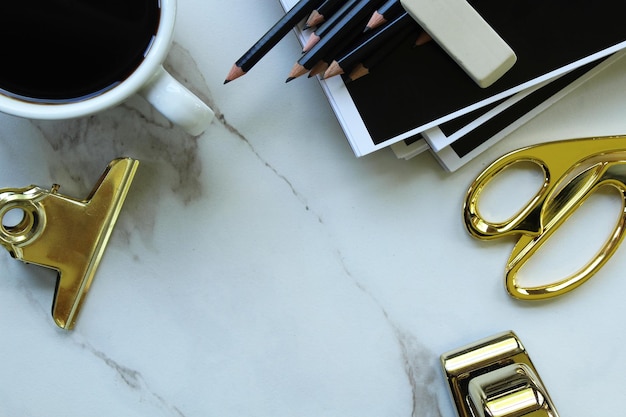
[286,0,379,82]
[304,0,347,29]
[224,0,323,84]
[364,0,402,32]
[302,0,361,53]
[325,12,415,79]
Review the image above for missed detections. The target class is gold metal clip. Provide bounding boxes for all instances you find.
[441,331,559,417]
[0,158,139,330]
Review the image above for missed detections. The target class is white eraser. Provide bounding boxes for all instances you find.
[400,0,517,88]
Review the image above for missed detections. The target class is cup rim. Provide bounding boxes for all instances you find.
[0,0,175,120]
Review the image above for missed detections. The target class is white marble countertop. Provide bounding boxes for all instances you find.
[2,1,626,415]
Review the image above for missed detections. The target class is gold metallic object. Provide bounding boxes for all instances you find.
[464,136,626,300]
[0,158,139,329]
[441,331,559,417]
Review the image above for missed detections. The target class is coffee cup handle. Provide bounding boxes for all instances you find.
[139,66,214,135]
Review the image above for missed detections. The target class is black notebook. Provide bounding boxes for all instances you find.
[280,0,626,156]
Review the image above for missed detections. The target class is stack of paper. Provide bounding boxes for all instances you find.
[279,0,626,171]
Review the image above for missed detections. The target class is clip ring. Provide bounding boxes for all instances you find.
[0,158,139,329]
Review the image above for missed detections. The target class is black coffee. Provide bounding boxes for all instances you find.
[0,0,160,103]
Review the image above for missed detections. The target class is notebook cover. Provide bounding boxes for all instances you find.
[279,0,626,156]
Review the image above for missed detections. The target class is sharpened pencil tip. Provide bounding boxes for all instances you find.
[287,63,308,81]
[285,77,295,83]
[324,61,342,79]
[365,12,386,33]
[415,32,433,47]
[225,65,246,84]
[305,10,324,29]
[302,33,320,53]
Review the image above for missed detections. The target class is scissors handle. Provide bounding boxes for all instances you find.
[464,155,548,239]
[464,136,626,239]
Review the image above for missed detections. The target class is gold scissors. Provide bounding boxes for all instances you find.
[464,136,626,300]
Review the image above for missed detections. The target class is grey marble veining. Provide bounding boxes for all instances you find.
[1,1,626,416]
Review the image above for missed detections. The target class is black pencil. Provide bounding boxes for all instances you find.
[364,0,403,32]
[287,0,382,81]
[302,0,360,52]
[224,0,324,84]
[304,0,348,29]
[325,11,416,78]
[308,27,362,77]
[346,22,418,82]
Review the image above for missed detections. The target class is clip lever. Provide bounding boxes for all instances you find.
[0,158,139,329]
[441,331,559,417]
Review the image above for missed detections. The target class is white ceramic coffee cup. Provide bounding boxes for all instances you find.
[0,0,214,136]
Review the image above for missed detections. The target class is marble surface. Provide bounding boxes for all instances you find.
[2,1,626,415]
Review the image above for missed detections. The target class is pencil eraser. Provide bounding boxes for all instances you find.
[400,0,517,88]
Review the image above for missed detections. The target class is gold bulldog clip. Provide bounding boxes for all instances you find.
[0,158,139,330]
